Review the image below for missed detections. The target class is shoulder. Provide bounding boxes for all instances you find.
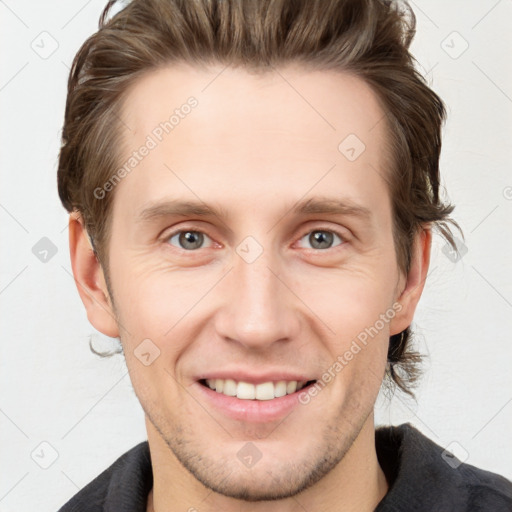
[57,441,152,512]
[375,423,512,512]
[456,457,512,510]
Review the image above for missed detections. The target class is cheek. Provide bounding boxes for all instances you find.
[111,262,215,349]
[119,281,183,336]
[294,266,397,332]
[293,268,394,383]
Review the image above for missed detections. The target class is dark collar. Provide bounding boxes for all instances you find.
[59,423,512,511]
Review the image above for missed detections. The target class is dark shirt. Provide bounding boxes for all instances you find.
[58,423,512,511]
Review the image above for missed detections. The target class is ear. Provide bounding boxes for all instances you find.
[389,226,432,336]
[68,211,120,338]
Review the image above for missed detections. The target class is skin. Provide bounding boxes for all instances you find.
[69,63,431,512]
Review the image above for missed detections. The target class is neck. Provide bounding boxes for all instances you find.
[146,413,388,512]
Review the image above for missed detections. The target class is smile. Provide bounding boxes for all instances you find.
[200,378,315,400]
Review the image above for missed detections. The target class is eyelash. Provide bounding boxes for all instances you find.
[162,226,348,252]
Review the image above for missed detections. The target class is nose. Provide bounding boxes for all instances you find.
[214,242,301,351]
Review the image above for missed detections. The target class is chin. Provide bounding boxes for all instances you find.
[163,431,353,502]
[183,462,327,502]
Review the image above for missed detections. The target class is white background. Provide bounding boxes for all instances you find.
[1,1,511,510]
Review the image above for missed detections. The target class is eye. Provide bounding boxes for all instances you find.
[298,229,345,250]
[166,230,213,251]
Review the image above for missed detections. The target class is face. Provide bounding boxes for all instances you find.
[75,63,425,501]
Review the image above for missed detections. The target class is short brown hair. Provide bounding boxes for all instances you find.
[57,0,462,396]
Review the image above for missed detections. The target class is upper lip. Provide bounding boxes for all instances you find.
[196,369,316,385]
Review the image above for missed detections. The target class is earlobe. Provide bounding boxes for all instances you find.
[389,227,432,336]
[68,211,120,338]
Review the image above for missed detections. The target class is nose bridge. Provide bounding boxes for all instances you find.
[216,237,298,348]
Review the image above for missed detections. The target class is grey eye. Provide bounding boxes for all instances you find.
[299,230,343,250]
[168,231,209,250]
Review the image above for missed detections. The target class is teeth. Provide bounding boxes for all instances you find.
[286,381,297,394]
[204,378,310,400]
[255,382,274,400]
[223,379,237,396]
[274,381,287,397]
[237,381,255,399]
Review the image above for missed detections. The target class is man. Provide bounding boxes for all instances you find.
[57,0,512,510]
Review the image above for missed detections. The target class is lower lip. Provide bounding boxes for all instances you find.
[194,381,315,423]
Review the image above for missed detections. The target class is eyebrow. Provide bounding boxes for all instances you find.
[137,200,230,223]
[136,196,373,226]
[291,197,372,221]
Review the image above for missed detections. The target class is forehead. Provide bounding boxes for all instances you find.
[115,62,391,220]
[121,62,387,150]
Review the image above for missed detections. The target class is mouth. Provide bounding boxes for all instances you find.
[199,378,317,400]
